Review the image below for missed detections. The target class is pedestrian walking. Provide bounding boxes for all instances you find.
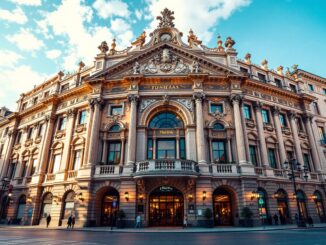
[46,214,51,228]
[307,216,314,227]
[295,213,299,225]
[183,216,188,229]
[135,214,141,228]
[67,215,72,229]
[72,216,75,229]
[273,213,279,225]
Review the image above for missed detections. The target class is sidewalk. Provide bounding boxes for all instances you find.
[1,224,326,233]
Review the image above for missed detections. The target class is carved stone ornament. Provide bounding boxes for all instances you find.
[211,111,225,120]
[163,94,170,105]
[229,94,243,105]
[140,99,157,112]
[107,114,122,125]
[191,61,201,73]
[225,37,235,49]
[128,94,139,103]
[98,41,109,54]
[131,31,146,47]
[176,98,193,112]
[188,29,202,47]
[156,8,175,28]
[133,61,141,74]
[193,92,205,101]
[88,97,104,107]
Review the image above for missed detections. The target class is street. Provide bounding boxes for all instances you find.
[0,228,325,245]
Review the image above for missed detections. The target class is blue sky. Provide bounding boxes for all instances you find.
[0,0,325,110]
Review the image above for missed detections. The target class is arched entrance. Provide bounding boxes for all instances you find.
[275,189,290,224]
[296,190,308,219]
[257,188,269,224]
[16,195,26,221]
[101,188,119,226]
[40,193,53,222]
[149,186,184,226]
[61,191,75,220]
[213,188,233,226]
[313,191,325,222]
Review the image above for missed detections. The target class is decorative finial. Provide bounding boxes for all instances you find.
[98,41,108,54]
[261,59,268,70]
[157,8,175,28]
[109,39,116,55]
[292,64,298,71]
[78,61,85,71]
[188,29,202,47]
[225,37,235,49]
[285,67,291,77]
[131,31,146,48]
[277,66,284,75]
[217,35,224,51]
[57,71,64,80]
[244,53,251,64]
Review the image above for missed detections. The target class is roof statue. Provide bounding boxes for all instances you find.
[261,59,268,70]
[157,8,175,28]
[244,53,251,64]
[188,29,202,48]
[98,41,109,54]
[109,39,116,55]
[217,35,225,52]
[225,36,235,49]
[277,66,284,75]
[131,31,146,48]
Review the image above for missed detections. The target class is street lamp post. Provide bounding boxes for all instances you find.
[284,158,308,228]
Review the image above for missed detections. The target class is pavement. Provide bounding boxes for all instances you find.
[1,223,326,233]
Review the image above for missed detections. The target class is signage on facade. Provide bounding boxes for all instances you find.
[158,130,175,135]
[159,186,174,192]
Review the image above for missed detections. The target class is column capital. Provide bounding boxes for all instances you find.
[66,108,77,118]
[229,94,243,105]
[128,94,139,103]
[88,97,104,110]
[302,113,313,123]
[193,92,205,101]
[252,101,263,111]
[271,106,280,116]
[287,111,297,120]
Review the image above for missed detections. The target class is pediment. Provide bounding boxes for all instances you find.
[89,42,244,82]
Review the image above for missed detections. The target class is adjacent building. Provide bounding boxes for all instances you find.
[0,9,326,227]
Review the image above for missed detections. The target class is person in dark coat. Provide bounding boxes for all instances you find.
[72,216,75,229]
[46,214,51,228]
[273,213,279,225]
[307,216,314,227]
[67,215,72,229]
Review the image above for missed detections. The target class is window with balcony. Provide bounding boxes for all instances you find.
[110,105,123,116]
[147,138,153,160]
[287,151,294,161]
[210,103,223,114]
[8,162,17,180]
[289,84,297,93]
[296,117,304,131]
[261,109,270,124]
[274,78,282,88]
[179,138,186,159]
[72,150,82,170]
[78,110,87,125]
[249,145,258,166]
[21,161,27,178]
[51,154,61,173]
[212,141,227,163]
[243,104,252,120]
[279,113,287,127]
[308,84,314,92]
[319,127,326,144]
[58,117,67,131]
[157,139,176,159]
[257,73,267,82]
[303,153,311,172]
[108,142,121,164]
[268,148,277,169]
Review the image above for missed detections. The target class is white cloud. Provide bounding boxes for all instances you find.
[135,9,143,20]
[0,65,47,110]
[0,50,23,68]
[6,28,44,51]
[145,0,251,43]
[9,0,42,6]
[46,49,62,59]
[110,18,131,34]
[93,0,130,19]
[0,7,27,24]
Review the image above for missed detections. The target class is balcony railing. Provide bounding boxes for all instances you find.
[94,165,121,178]
[46,174,55,181]
[67,170,77,179]
[211,164,239,176]
[134,159,199,177]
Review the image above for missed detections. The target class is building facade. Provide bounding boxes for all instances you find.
[1,9,326,228]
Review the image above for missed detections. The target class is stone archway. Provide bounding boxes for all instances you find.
[212,187,235,226]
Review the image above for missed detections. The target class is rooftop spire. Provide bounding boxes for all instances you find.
[157,8,175,28]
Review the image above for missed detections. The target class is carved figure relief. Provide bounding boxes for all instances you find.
[140,99,157,112]
[176,98,193,112]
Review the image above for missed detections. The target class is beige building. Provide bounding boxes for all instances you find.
[1,9,326,228]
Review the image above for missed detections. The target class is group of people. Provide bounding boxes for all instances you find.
[45,214,75,229]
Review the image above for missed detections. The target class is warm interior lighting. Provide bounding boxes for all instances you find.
[125,192,129,201]
[202,191,206,201]
[251,191,259,200]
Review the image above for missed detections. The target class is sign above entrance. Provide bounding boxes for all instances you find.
[159,186,174,192]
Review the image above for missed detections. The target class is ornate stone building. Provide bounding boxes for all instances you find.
[1,9,326,227]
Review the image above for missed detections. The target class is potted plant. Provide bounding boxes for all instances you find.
[240,206,254,227]
[204,208,214,228]
[116,210,126,228]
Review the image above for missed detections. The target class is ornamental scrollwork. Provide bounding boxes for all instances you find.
[128,94,139,103]
[193,92,205,101]
[176,98,193,112]
[229,94,243,105]
[140,99,157,112]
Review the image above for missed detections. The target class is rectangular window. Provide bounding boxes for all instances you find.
[210,104,223,114]
[274,78,282,88]
[212,141,227,163]
[44,91,50,98]
[8,163,17,180]
[108,142,121,164]
[30,159,38,175]
[179,138,186,159]
[78,110,87,125]
[312,102,320,115]
[249,145,258,166]
[240,67,249,74]
[258,73,267,82]
[58,117,67,131]
[96,61,103,70]
[72,150,82,170]
[296,117,303,131]
[16,131,22,144]
[21,102,27,110]
[289,84,297,93]
[323,88,326,95]
[308,84,314,92]
[38,123,45,137]
[21,161,27,177]
[243,104,252,120]
[110,105,123,115]
[147,138,153,160]
[261,109,270,124]
[287,151,294,162]
[157,139,176,159]
[279,113,287,127]
[60,83,69,92]
[52,154,61,173]
[27,127,33,139]
[303,153,311,172]
[33,97,38,105]
[268,149,277,169]
[319,127,326,144]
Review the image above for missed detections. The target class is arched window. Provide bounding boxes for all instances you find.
[275,189,290,224]
[41,193,53,218]
[257,188,269,224]
[313,191,325,222]
[149,112,183,129]
[213,123,224,131]
[16,195,26,220]
[62,191,75,219]
[109,124,121,132]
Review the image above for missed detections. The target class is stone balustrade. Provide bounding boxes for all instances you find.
[94,165,121,178]
[212,164,239,176]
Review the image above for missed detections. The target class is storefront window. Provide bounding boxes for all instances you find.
[314,191,325,222]
[16,195,26,220]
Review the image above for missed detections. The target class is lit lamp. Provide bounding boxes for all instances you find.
[202,191,206,201]
[8,193,12,197]
[139,194,143,201]
[125,192,129,201]
[188,194,193,202]
[311,194,318,201]
[78,192,84,202]
[26,196,33,204]
[251,191,259,200]
[272,192,279,199]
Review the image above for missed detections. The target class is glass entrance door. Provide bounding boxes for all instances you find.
[101,190,119,226]
[213,189,233,226]
[149,187,183,226]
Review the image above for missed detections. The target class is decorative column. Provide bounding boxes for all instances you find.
[193,92,206,165]
[87,97,103,166]
[230,94,247,165]
[101,140,108,164]
[0,129,17,179]
[272,107,287,166]
[303,114,321,171]
[240,103,250,163]
[253,102,269,167]
[288,112,304,165]
[227,136,233,162]
[126,94,139,166]
[120,138,125,166]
